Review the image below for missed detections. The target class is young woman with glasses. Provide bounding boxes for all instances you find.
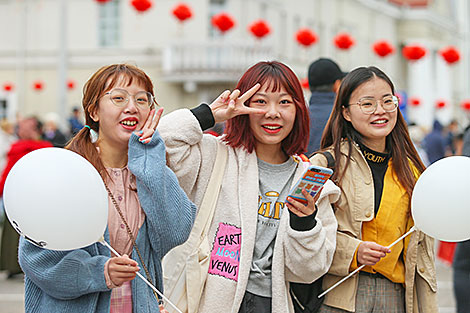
[18,64,196,313]
[310,66,437,313]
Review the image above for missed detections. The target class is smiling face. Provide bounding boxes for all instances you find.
[90,77,151,148]
[248,82,296,153]
[342,76,397,152]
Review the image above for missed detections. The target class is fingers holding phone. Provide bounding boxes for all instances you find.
[286,188,316,217]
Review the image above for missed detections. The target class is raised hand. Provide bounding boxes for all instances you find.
[286,188,318,217]
[107,254,140,286]
[136,107,164,144]
[209,84,266,123]
[357,241,391,266]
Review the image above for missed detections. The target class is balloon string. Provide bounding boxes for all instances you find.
[318,226,417,298]
[99,240,183,313]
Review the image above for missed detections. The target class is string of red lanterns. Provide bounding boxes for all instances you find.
[248,19,271,39]
[212,12,236,33]
[334,32,354,50]
[67,79,76,90]
[295,28,317,47]
[300,78,309,89]
[172,3,193,22]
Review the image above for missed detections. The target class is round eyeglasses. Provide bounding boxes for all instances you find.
[105,89,155,109]
[348,95,399,115]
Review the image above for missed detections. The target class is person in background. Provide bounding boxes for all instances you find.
[42,112,68,147]
[0,119,15,225]
[68,106,84,136]
[310,66,437,313]
[422,120,446,164]
[159,61,339,313]
[0,116,52,279]
[18,64,196,313]
[452,129,470,313]
[408,122,430,166]
[306,58,347,156]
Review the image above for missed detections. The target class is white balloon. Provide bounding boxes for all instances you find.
[3,147,108,250]
[411,156,470,242]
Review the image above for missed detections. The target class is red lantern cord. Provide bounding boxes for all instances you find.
[212,12,236,33]
[409,97,421,107]
[439,46,460,65]
[295,28,317,47]
[402,44,427,61]
[130,0,152,13]
[435,100,446,109]
[334,33,354,50]
[172,3,193,22]
[300,78,309,89]
[372,40,395,58]
[67,79,76,90]
[461,100,470,111]
[33,81,44,91]
[248,19,271,39]
[3,82,14,92]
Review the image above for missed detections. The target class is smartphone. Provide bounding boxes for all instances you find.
[287,165,333,205]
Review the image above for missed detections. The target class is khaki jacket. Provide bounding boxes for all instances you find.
[310,142,437,313]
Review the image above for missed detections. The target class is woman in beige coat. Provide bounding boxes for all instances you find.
[310,66,437,313]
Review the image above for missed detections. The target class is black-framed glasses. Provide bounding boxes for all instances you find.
[105,88,155,109]
[348,95,399,114]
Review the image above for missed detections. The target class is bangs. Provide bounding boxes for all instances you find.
[104,67,154,95]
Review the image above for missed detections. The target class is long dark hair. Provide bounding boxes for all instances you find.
[223,61,310,156]
[65,64,156,180]
[320,66,425,197]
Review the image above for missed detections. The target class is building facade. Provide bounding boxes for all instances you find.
[0,0,468,129]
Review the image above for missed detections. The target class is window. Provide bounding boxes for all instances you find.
[98,0,120,47]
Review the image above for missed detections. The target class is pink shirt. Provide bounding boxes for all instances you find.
[104,167,146,313]
[105,167,145,256]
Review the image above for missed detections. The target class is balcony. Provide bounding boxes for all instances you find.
[162,41,274,83]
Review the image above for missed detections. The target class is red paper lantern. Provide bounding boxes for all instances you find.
[211,12,235,33]
[461,100,470,111]
[95,0,112,3]
[334,32,355,50]
[130,0,152,13]
[435,99,446,109]
[409,97,421,106]
[248,19,271,39]
[372,40,395,58]
[2,82,14,92]
[402,44,427,61]
[67,79,76,90]
[439,46,460,65]
[172,3,193,22]
[32,80,44,91]
[295,28,317,47]
[300,78,309,89]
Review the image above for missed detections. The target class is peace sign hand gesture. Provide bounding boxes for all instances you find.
[209,84,266,123]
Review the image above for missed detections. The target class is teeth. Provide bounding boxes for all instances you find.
[121,120,137,126]
[263,125,281,130]
[372,120,386,124]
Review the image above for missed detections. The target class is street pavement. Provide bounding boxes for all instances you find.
[0,259,457,313]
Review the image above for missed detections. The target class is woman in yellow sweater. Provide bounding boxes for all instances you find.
[310,66,437,313]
